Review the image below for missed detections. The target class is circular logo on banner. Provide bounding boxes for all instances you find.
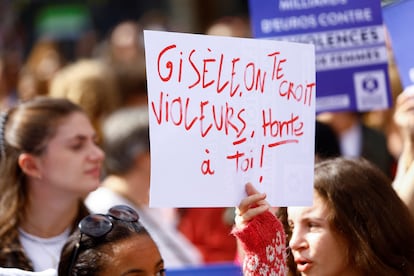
[362,76,379,94]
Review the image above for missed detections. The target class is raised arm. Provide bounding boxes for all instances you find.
[232,183,287,276]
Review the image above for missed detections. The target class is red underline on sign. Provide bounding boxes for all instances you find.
[268,139,299,148]
[233,137,247,145]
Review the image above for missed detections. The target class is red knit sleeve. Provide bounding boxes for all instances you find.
[231,211,287,276]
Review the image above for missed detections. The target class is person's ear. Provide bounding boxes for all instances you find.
[18,153,42,179]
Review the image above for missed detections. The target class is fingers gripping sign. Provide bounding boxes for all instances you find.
[234,183,271,229]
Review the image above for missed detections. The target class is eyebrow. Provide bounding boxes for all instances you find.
[68,133,97,143]
[72,135,87,141]
[301,211,330,224]
[120,259,164,276]
[121,269,143,275]
[289,210,328,222]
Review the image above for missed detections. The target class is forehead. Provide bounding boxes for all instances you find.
[102,234,162,275]
[52,112,95,138]
[288,193,329,221]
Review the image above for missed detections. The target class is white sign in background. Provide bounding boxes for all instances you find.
[144,30,316,207]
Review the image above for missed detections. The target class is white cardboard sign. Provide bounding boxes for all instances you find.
[144,30,315,207]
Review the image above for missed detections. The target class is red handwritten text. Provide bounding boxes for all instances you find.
[156,44,287,97]
[151,91,247,138]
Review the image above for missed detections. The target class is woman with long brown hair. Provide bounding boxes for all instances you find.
[0,97,104,271]
[234,157,414,275]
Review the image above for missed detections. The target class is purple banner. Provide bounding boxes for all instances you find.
[249,0,392,112]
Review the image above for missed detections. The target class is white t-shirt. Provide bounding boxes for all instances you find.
[18,228,70,272]
[340,122,362,158]
[0,268,56,276]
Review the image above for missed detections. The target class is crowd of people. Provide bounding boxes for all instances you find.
[0,3,414,276]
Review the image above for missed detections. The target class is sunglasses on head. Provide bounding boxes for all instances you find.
[68,205,140,275]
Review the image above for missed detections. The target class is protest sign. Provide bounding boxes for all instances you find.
[249,0,392,113]
[144,30,315,207]
[383,0,414,88]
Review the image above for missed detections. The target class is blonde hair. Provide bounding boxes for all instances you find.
[49,59,121,140]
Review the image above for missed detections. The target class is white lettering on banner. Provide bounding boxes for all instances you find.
[279,0,348,11]
[264,26,387,72]
[274,26,384,51]
[318,8,373,26]
[261,8,373,33]
[261,15,317,33]
[316,94,350,111]
[316,47,388,71]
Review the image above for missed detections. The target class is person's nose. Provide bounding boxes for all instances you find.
[89,143,105,162]
[289,227,308,251]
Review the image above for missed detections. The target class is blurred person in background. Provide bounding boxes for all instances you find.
[392,85,414,217]
[0,49,20,110]
[48,58,121,143]
[17,40,66,101]
[362,26,404,164]
[317,111,395,178]
[93,19,149,108]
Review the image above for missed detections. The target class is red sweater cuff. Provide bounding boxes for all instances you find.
[232,211,287,275]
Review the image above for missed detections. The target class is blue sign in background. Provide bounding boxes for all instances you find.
[249,0,384,37]
[248,0,392,112]
[383,0,414,88]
